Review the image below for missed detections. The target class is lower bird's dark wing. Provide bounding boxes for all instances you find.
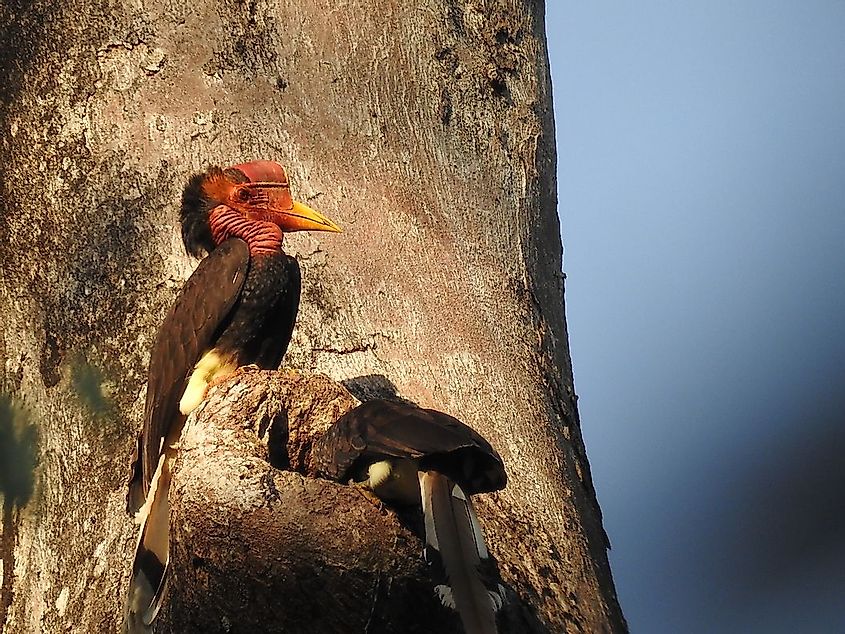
[312,399,508,633]
[311,399,506,494]
[127,238,250,512]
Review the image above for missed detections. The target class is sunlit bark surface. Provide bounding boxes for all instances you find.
[0,1,624,631]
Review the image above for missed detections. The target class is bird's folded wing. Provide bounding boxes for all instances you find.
[127,238,250,512]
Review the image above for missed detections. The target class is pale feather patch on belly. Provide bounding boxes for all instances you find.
[367,460,393,488]
[178,350,237,415]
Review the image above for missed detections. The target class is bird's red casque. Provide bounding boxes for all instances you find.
[231,160,289,184]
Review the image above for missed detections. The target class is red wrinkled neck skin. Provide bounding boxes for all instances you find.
[209,205,284,256]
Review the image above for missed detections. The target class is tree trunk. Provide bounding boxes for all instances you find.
[0,0,625,632]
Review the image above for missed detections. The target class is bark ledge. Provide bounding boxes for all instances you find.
[156,368,544,633]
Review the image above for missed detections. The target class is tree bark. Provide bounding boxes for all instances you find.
[0,0,625,632]
[154,368,550,633]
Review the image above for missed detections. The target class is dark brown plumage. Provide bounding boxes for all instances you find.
[127,238,249,510]
[313,399,506,496]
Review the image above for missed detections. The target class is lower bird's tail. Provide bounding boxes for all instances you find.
[419,471,505,634]
[124,447,174,633]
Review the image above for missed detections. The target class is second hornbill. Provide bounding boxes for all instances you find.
[124,160,341,632]
[312,399,508,634]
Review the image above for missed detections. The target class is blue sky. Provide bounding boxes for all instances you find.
[546,3,845,632]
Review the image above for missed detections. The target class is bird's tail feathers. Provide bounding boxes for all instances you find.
[124,448,174,633]
[419,471,505,634]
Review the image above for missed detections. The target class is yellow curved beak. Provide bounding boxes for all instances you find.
[278,200,343,233]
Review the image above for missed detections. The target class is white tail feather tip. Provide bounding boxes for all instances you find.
[450,484,467,501]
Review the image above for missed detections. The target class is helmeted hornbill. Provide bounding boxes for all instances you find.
[311,399,508,634]
[124,161,340,632]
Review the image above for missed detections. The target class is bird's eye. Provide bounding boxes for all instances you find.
[236,188,250,202]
